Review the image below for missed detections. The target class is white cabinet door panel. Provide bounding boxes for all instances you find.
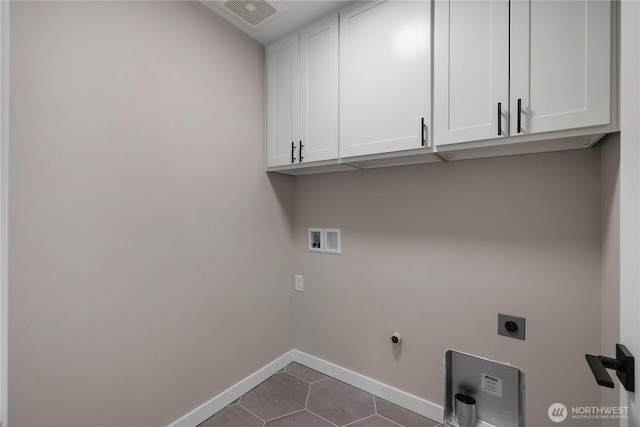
[267,34,299,167]
[510,0,610,135]
[340,0,431,158]
[433,0,509,146]
[300,17,339,163]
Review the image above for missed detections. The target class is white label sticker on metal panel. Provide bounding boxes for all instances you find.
[481,373,503,398]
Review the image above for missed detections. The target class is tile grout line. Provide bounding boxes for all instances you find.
[298,371,335,427]
[237,402,267,425]
[376,413,406,427]
[340,392,376,426]
[306,409,340,427]
[342,413,378,427]
[304,380,312,409]
[263,408,307,424]
[299,373,340,427]
[285,363,331,385]
[282,370,313,385]
[370,395,411,426]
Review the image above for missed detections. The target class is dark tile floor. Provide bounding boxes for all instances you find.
[199,362,443,427]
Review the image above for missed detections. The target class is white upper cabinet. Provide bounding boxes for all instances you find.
[433,0,509,145]
[510,0,611,135]
[434,0,611,147]
[339,0,431,158]
[267,33,299,167]
[299,18,339,164]
[266,0,614,174]
[266,16,338,168]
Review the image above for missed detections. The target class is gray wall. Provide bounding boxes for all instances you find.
[600,133,621,419]
[8,2,619,426]
[292,149,604,427]
[9,2,293,426]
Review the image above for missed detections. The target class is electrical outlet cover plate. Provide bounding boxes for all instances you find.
[498,314,526,340]
[294,274,304,292]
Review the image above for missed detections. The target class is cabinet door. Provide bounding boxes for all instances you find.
[299,16,339,163]
[433,0,509,146]
[266,33,299,167]
[510,0,611,135]
[339,0,431,158]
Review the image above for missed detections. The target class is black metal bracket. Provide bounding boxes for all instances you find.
[586,344,634,392]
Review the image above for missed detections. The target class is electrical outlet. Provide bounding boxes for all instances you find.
[294,275,304,292]
[498,314,525,340]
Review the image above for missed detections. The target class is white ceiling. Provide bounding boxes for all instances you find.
[200,1,356,45]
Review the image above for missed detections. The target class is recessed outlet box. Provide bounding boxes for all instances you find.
[498,314,525,340]
[308,228,323,253]
[308,228,341,254]
[324,228,341,254]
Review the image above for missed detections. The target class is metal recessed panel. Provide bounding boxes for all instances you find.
[445,350,524,427]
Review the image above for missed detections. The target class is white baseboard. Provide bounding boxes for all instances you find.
[292,350,444,423]
[168,349,444,427]
[168,350,295,427]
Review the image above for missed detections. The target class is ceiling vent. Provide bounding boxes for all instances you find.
[204,0,286,30]
[225,1,276,26]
